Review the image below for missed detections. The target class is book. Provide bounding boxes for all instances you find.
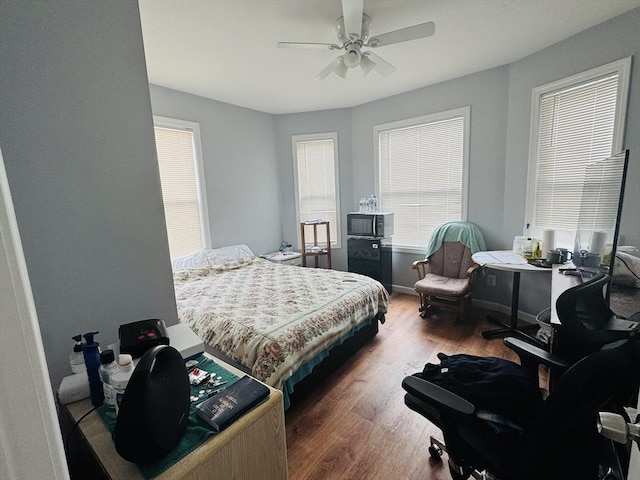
[195,375,270,433]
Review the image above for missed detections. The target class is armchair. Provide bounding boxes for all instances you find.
[412,221,486,321]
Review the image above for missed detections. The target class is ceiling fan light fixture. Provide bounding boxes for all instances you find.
[279,0,435,80]
[343,47,361,68]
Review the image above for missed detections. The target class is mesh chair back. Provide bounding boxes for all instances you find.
[556,274,634,353]
[520,338,640,479]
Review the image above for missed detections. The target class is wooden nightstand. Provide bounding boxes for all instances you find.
[261,251,302,266]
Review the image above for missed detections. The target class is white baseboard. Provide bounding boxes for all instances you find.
[391,285,417,296]
[471,299,537,324]
[391,285,537,325]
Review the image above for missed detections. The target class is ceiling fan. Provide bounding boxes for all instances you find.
[277,0,435,79]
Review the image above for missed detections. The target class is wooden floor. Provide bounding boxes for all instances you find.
[285,292,522,480]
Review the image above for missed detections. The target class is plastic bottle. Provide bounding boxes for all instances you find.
[82,331,104,406]
[69,334,85,374]
[533,240,542,259]
[523,238,534,259]
[111,354,134,414]
[99,349,120,407]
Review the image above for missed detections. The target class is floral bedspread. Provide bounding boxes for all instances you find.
[173,257,389,389]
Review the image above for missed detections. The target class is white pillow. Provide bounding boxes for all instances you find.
[171,245,255,270]
[205,244,254,265]
[171,250,212,271]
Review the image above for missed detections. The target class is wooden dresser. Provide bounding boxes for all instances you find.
[63,355,288,480]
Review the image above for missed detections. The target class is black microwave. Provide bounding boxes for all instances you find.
[347,213,394,238]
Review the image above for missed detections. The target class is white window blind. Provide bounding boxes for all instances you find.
[154,121,209,259]
[377,109,468,250]
[293,134,340,248]
[532,74,618,230]
[527,58,630,243]
[575,151,627,232]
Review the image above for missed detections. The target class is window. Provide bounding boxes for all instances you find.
[375,107,470,252]
[153,116,210,259]
[292,133,341,249]
[525,58,631,245]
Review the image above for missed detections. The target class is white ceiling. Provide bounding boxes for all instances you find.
[138,0,639,115]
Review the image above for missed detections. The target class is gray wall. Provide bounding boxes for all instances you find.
[274,109,352,269]
[273,8,639,316]
[154,7,639,318]
[1,3,638,393]
[504,8,640,247]
[0,2,177,390]
[349,66,510,290]
[498,8,640,314]
[149,85,282,256]
[273,66,510,297]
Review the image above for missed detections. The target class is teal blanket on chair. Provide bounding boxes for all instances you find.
[425,221,487,258]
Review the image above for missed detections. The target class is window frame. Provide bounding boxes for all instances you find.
[153,115,211,258]
[292,132,342,250]
[374,107,471,254]
[524,57,631,245]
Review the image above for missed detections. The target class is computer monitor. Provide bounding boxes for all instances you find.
[574,150,629,301]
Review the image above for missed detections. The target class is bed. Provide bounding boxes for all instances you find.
[171,245,389,409]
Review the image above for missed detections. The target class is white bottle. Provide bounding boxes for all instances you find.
[98,349,120,407]
[69,334,85,374]
[111,354,134,414]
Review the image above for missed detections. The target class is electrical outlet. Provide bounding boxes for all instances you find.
[487,274,496,287]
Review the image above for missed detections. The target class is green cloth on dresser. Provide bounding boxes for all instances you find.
[97,355,239,479]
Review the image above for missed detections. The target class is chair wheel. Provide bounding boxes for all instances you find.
[428,444,443,459]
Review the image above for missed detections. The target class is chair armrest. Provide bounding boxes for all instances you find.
[412,259,430,280]
[466,262,481,279]
[503,337,569,370]
[402,375,475,416]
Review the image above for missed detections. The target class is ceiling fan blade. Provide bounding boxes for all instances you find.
[278,41,340,50]
[314,56,345,80]
[334,57,349,79]
[341,0,364,40]
[366,21,435,48]
[363,51,395,76]
[360,55,375,76]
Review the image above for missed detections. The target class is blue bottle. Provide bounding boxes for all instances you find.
[83,331,104,406]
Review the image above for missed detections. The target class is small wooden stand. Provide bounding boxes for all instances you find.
[300,221,332,268]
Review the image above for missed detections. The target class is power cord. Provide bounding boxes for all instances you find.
[64,405,99,453]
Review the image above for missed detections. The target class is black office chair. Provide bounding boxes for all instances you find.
[539,272,640,392]
[402,337,640,480]
[555,272,640,363]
